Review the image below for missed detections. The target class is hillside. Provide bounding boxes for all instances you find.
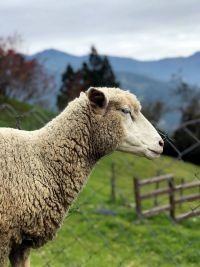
[0,97,54,130]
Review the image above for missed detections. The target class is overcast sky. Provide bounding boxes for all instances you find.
[0,0,200,59]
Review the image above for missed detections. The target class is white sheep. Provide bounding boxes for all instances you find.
[0,87,164,267]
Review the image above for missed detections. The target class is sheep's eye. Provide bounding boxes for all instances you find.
[121,108,131,114]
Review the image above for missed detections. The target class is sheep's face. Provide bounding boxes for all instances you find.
[117,107,164,159]
[87,87,164,159]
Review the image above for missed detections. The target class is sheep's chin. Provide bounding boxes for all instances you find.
[117,146,161,160]
[144,149,161,159]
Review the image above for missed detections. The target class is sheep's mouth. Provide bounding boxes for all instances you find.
[148,149,162,156]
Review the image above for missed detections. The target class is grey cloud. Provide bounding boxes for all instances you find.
[0,0,200,58]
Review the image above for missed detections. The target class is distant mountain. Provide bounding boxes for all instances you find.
[110,52,200,85]
[28,49,87,74]
[29,49,200,85]
[116,71,174,102]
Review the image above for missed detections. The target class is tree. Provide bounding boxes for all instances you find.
[57,65,74,110]
[165,80,200,164]
[88,46,119,87]
[57,46,119,110]
[174,84,200,164]
[89,46,102,72]
[101,57,119,87]
[0,35,53,106]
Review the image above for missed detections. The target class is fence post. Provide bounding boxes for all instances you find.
[16,115,21,130]
[179,178,184,209]
[154,181,159,207]
[133,177,142,218]
[168,177,176,220]
[110,162,116,202]
[154,170,162,207]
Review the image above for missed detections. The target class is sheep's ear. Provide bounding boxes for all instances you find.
[87,87,108,113]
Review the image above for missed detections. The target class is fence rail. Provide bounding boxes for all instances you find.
[176,210,200,221]
[139,174,173,185]
[142,204,170,217]
[175,181,200,190]
[134,175,200,221]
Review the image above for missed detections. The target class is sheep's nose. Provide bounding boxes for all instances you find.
[159,139,164,148]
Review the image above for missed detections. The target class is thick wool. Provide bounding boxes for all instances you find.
[0,87,142,266]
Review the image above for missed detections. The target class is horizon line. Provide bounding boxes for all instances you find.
[25,47,200,62]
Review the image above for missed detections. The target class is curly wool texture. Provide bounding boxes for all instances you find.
[0,87,140,266]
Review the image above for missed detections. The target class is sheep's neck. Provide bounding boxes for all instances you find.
[41,103,100,211]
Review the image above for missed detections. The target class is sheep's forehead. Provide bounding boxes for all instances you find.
[101,87,141,112]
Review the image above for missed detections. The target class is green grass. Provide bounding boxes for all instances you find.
[0,98,199,267]
[0,96,54,130]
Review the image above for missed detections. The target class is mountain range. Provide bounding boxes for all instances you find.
[28,49,200,130]
[30,48,200,84]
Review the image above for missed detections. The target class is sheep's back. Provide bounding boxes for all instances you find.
[0,128,40,225]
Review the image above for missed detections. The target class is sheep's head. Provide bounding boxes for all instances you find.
[86,87,164,159]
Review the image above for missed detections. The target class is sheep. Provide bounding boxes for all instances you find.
[0,87,164,267]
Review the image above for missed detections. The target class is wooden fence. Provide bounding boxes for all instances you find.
[133,174,200,221]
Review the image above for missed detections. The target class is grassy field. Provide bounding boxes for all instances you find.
[0,99,199,267]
